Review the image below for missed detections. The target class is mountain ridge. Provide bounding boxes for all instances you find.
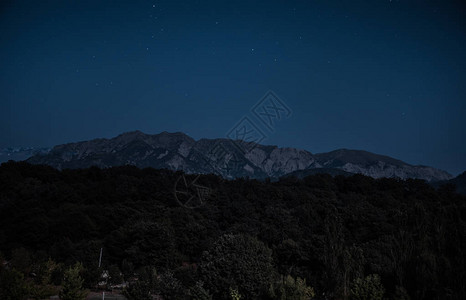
[25,131,453,182]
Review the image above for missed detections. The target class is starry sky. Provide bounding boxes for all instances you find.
[1,0,465,175]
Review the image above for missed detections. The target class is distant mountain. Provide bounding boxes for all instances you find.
[450,172,466,195]
[314,149,452,182]
[434,171,466,195]
[25,131,453,182]
[0,147,50,164]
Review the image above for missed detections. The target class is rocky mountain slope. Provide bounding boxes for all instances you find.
[25,131,453,182]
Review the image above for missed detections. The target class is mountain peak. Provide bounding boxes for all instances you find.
[117,130,145,137]
[157,131,192,138]
[316,148,407,167]
[123,129,143,134]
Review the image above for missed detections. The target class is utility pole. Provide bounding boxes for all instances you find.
[98,248,103,268]
[99,248,104,300]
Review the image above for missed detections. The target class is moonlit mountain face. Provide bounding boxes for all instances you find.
[26,131,452,182]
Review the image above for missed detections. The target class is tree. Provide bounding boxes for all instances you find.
[29,258,60,300]
[350,274,384,300]
[123,266,156,300]
[33,258,58,285]
[393,286,411,300]
[59,263,87,300]
[0,268,29,300]
[156,270,184,300]
[229,287,242,300]
[121,259,135,281]
[189,281,212,300]
[10,248,32,276]
[342,246,365,299]
[107,264,123,285]
[0,251,4,269]
[123,281,151,300]
[200,234,275,299]
[268,275,315,300]
[321,216,345,297]
[30,284,58,300]
[274,239,302,275]
[120,220,178,270]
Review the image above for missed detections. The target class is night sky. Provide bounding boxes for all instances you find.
[1,0,465,175]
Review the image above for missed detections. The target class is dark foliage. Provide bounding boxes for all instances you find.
[0,161,465,299]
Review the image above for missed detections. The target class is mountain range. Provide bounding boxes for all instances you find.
[0,147,50,164]
[24,130,454,182]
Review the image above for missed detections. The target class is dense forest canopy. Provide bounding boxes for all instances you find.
[0,161,465,299]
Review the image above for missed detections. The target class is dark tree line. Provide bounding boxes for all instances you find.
[0,161,465,299]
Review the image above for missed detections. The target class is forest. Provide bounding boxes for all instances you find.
[0,161,465,300]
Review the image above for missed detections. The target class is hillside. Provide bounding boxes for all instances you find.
[0,161,465,299]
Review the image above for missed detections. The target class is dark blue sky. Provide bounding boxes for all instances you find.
[1,0,465,175]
